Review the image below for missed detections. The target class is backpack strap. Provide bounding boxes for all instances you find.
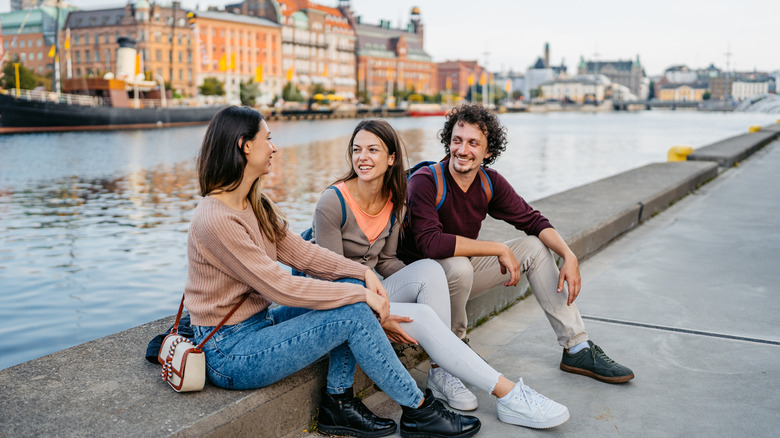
[328,185,347,228]
[477,168,493,203]
[430,162,447,211]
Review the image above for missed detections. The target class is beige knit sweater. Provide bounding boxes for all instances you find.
[184,196,368,326]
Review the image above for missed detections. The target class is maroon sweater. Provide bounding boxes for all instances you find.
[398,160,553,263]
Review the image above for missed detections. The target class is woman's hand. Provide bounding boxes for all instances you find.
[382,315,418,344]
[364,269,390,323]
[364,289,390,324]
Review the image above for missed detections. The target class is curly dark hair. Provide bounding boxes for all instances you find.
[438,103,507,167]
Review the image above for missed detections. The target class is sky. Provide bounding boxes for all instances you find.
[2,0,778,76]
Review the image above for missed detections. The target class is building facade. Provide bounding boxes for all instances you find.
[656,81,708,101]
[226,0,357,98]
[193,10,281,104]
[578,55,645,96]
[341,3,436,103]
[1,6,71,76]
[63,1,198,95]
[540,75,609,104]
[732,79,769,101]
[436,60,483,99]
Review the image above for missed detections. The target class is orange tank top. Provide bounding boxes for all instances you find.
[335,182,393,244]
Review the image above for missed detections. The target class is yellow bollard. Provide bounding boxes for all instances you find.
[668,146,693,162]
[748,125,762,133]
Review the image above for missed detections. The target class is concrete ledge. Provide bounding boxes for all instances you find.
[687,130,778,167]
[1,130,772,438]
[0,315,383,438]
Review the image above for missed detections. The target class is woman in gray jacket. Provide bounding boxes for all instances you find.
[310,119,570,431]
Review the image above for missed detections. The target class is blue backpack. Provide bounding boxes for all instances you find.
[407,161,494,209]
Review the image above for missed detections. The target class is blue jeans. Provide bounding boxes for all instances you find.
[192,301,423,408]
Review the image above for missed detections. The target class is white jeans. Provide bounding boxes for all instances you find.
[383,259,502,394]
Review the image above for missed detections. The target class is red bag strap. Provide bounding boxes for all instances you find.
[169,293,250,351]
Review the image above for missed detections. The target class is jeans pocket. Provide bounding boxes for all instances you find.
[205,360,234,389]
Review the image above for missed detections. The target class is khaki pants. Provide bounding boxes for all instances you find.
[436,235,588,349]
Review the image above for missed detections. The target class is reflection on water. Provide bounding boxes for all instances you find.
[1,111,777,369]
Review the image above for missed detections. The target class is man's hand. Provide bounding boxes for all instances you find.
[498,244,521,287]
[364,269,390,323]
[558,256,581,305]
[382,315,418,344]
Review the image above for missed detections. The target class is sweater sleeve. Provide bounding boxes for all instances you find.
[486,170,553,236]
[193,207,366,310]
[405,169,458,259]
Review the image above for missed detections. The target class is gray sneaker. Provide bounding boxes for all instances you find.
[560,341,634,383]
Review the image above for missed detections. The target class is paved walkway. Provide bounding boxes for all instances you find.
[313,139,780,437]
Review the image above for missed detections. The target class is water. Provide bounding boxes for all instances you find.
[1,110,777,370]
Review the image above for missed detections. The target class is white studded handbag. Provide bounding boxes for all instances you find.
[158,293,247,392]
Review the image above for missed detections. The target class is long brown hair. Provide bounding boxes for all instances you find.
[334,119,408,222]
[197,106,287,242]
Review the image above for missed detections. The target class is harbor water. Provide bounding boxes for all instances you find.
[0,110,777,370]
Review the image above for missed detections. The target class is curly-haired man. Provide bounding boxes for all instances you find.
[399,103,633,405]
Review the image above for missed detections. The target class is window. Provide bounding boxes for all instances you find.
[105,49,111,64]
[20,40,25,48]
[75,51,81,62]
[95,51,99,62]
[37,39,42,46]
[85,50,90,61]
[20,53,26,61]
[105,32,110,43]
[37,52,43,60]
[85,34,90,45]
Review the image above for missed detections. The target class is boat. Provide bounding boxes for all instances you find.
[407,103,448,117]
[0,37,226,134]
[0,88,226,133]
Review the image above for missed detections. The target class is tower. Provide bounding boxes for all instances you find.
[410,6,423,39]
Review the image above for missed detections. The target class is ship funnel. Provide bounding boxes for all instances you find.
[116,37,139,82]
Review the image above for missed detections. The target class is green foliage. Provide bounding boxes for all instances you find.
[199,77,225,96]
[240,79,260,106]
[1,57,37,90]
[702,91,711,101]
[282,81,304,102]
[512,90,524,99]
[647,80,655,100]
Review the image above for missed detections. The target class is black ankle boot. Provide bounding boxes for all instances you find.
[317,387,397,437]
[400,389,481,438]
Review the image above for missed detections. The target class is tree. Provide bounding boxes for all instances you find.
[282,81,304,102]
[702,91,711,101]
[647,80,655,100]
[1,57,37,90]
[240,79,260,106]
[199,77,225,96]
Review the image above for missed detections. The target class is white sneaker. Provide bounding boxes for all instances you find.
[426,366,478,411]
[497,378,570,429]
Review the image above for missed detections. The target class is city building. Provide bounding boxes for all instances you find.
[225,0,357,99]
[539,74,610,104]
[1,6,72,76]
[709,76,733,100]
[732,79,769,101]
[11,0,58,11]
[63,1,199,95]
[193,10,281,104]
[340,2,436,103]
[577,55,644,96]
[436,60,484,99]
[523,43,566,100]
[656,81,709,102]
